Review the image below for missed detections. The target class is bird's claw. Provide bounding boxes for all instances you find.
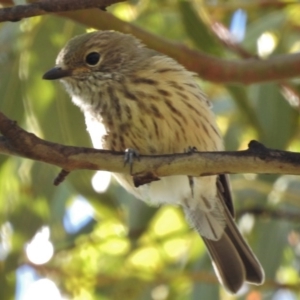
[124,148,140,174]
[185,146,198,154]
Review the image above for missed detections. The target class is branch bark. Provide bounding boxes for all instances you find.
[1,110,300,184]
[0,0,124,22]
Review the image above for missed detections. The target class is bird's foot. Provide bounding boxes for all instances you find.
[184,146,198,198]
[124,148,140,174]
[185,146,198,154]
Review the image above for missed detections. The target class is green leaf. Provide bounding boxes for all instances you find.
[254,220,290,279]
[252,83,299,149]
[178,0,222,55]
[226,84,263,137]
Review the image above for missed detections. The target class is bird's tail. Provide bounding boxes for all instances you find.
[185,203,264,293]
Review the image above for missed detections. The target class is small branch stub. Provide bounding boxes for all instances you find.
[54,169,70,186]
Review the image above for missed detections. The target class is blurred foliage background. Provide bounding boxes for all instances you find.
[1,0,300,299]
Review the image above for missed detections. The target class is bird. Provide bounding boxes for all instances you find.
[43,30,264,293]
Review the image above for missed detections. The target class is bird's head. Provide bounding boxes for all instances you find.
[45,30,158,82]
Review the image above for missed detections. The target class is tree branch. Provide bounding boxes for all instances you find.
[60,9,300,85]
[0,0,124,22]
[1,2,300,84]
[237,207,300,222]
[1,110,300,185]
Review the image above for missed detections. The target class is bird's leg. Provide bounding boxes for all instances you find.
[124,148,160,187]
[124,148,140,175]
[188,176,195,198]
[185,146,198,198]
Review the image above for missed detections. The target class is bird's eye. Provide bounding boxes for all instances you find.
[85,52,101,66]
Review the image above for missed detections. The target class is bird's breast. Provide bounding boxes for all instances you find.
[72,70,223,155]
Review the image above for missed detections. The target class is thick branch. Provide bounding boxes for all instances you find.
[0,0,124,22]
[1,111,300,181]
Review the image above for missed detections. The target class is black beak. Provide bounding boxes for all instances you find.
[42,67,72,80]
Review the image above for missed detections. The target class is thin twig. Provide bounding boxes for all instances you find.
[237,207,300,222]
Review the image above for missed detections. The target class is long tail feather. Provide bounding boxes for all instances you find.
[185,201,264,293]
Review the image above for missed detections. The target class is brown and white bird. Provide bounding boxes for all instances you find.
[43,30,264,293]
